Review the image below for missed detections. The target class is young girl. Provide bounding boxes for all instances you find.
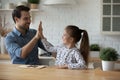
[39,22,89,69]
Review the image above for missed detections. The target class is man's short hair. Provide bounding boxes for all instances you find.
[12,5,30,23]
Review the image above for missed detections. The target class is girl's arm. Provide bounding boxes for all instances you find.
[39,21,57,53]
[41,39,57,53]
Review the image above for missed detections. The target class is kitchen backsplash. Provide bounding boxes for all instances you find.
[0,0,120,55]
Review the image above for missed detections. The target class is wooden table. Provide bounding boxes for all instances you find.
[0,54,10,60]
[0,64,120,80]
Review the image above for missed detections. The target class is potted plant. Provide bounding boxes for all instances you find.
[90,44,100,51]
[28,0,40,9]
[90,44,100,57]
[99,47,119,71]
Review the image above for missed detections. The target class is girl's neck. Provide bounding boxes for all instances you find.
[66,44,75,49]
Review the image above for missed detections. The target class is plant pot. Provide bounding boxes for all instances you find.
[102,60,115,71]
[90,51,99,57]
[30,3,38,9]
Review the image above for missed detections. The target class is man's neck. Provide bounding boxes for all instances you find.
[15,26,27,35]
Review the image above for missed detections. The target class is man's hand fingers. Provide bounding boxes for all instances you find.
[39,21,42,27]
[40,21,42,27]
[39,21,43,31]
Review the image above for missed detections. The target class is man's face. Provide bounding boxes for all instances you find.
[16,11,31,31]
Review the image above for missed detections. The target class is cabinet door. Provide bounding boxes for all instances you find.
[102,0,120,35]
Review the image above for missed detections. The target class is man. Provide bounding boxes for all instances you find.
[5,5,49,65]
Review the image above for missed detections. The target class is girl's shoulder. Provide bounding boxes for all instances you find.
[71,47,79,51]
[71,48,80,55]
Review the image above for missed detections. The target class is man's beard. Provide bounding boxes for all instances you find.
[20,25,29,32]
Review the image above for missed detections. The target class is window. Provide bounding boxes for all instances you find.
[102,0,120,35]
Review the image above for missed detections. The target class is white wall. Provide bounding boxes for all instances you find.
[0,0,120,55]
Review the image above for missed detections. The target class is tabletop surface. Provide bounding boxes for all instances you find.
[0,64,120,80]
[0,54,10,60]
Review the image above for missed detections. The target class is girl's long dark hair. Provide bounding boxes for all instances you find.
[65,25,89,66]
[80,30,89,66]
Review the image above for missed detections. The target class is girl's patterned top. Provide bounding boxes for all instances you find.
[41,39,87,69]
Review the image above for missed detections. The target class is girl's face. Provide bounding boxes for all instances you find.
[62,30,73,45]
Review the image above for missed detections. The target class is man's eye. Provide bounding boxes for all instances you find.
[24,18,30,20]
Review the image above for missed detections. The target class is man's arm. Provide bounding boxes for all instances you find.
[21,37,39,58]
[21,22,42,58]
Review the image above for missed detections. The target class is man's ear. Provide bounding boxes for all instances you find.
[14,17,19,23]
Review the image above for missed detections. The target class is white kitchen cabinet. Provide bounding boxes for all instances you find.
[101,0,120,35]
[0,0,39,22]
[0,9,39,25]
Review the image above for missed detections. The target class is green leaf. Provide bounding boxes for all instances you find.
[99,47,119,61]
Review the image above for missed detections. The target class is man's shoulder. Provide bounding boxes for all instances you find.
[5,31,16,42]
[6,31,15,38]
